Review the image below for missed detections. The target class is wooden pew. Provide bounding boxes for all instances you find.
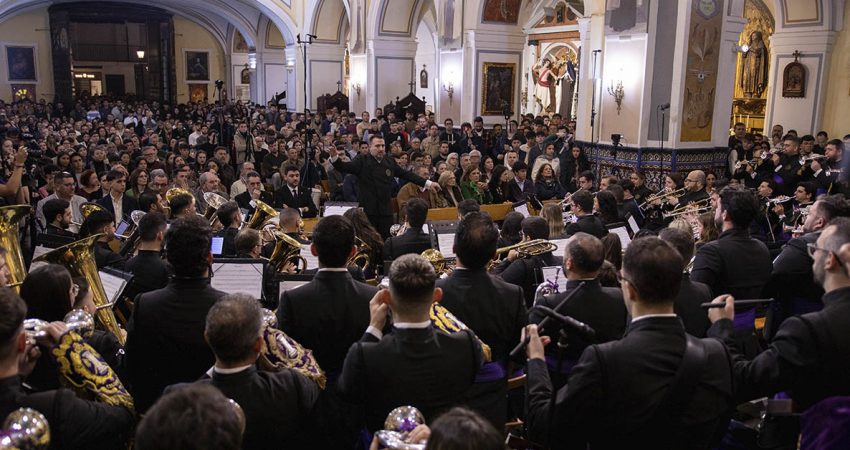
[426,203,516,222]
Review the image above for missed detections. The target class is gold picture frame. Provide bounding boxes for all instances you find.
[480,62,516,116]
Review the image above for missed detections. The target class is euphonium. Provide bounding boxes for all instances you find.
[33,235,126,345]
[347,236,372,273]
[165,187,193,203]
[79,202,107,219]
[0,205,31,291]
[0,408,50,449]
[202,191,229,225]
[246,199,278,230]
[263,229,308,272]
[24,309,95,344]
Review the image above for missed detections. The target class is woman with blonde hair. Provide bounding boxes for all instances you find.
[438,170,464,207]
[541,203,568,240]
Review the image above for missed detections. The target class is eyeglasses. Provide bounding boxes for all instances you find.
[615,271,632,285]
[807,243,834,259]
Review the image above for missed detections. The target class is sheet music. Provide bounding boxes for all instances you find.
[550,239,569,258]
[279,280,310,294]
[323,205,354,217]
[610,226,632,250]
[437,233,456,258]
[626,215,640,235]
[29,246,51,273]
[514,203,531,218]
[541,266,568,293]
[211,263,264,298]
[99,271,129,305]
[300,245,320,270]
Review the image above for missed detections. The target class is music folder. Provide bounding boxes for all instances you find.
[98,267,133,307]
[322,202,358,217]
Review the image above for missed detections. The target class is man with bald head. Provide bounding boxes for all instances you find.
[670,169,709,207]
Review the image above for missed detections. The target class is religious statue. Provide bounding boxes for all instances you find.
[420,65,428,89]
[740,31,769,98]
[532,58,569,114]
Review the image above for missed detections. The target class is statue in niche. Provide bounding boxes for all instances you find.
[241,67,251,85]
[420,65,428,89]
[532,56,571,115]
[740,31,769,98]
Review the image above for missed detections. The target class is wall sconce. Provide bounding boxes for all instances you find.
[354,82,362,99]
[136,50,145,60]
[607,79,624,115]
[443,81,454,105]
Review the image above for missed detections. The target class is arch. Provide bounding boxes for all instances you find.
[367,0,423,40]
[306,0,349,44]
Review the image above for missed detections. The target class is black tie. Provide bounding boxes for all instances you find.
[292,188,297,197]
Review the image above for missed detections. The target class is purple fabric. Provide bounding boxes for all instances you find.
[800,396,850,450]
[544,355,577,375]
[733,308,757,331]
[474,362,507,383]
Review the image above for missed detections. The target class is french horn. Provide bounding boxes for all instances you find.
[33,235,126,345]
[0,408,50,449]
[0,205,31,291]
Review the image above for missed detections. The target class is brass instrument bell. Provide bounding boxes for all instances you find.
[246,199,278,230]
[202,191,229,225]
[0,205,31,292]
[24,309,95,344]
[421,248,454,274]
[347,236,372,273]
[164,187,193,204]
[374,406,426,450]
[263,229,308,272]
[79,202,107,219]
[0,408,50,449]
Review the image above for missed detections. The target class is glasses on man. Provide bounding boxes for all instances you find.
[806,243,831,259]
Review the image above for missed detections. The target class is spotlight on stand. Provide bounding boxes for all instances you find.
[215,80,224,89]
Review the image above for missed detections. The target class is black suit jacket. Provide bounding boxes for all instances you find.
[94,241,125,270]
[493,252,563,308]
[125,277,226,413]
[764,232,824,337]
[531,279,627,362]
[383,228,432,261]
[234,190,274,215]
[565,214,608,239]
[273,185,318,217]
[0,376,134,450]
[527,317,734,450]
[690,228,772,299]
[676,274,712,338]
[332,154,427,217]
[505,178,536,203]
[123,250,169,299]
[338,326,483,432]
[39,225,77,248]
[215,227,239,257]
[437,268,527,364]
[167,366,319,450]
[277,270,377,380]
[95,194,139,222]
[708,286,850,410]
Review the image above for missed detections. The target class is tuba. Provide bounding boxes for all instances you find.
[0,205,31,291]
[263,229,308,272]
[0,408,50,449]
[202,191,229,225]
[33,235,126,345]
[246,199,278,230]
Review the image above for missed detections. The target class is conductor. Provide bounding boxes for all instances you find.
[329,135,441,237]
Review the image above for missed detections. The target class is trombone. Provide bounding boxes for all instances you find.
[488,239,559,270]
[639,187,687,211]
[661,198,712,219]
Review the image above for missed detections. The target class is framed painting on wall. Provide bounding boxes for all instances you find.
[6,46,37,82]
[480,62,516,116]
[188,84,208,103]
[185,50,210,82]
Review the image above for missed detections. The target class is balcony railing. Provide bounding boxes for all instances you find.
[72,44,143,62]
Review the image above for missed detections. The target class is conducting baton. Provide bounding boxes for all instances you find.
[700,298,774,309]
[510,281,586,359]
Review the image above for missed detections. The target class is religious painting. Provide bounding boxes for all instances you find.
[782,55,806,98]
[680,0,724,142]
[233,31,249,53]
[605,0,651,34]
[6,46,37,82]
[188,84,208,103]
[420,65,428,89]
[185,51,210,82]
[11,84,35,102]
[532,47,576,116]
[240,67,251,85]
[480,62,516,116]
[482,0,521,24]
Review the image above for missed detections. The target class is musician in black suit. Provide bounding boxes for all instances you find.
[669,170,710,208]
[234,171,274,215]
[167,294,319,450]
[492,217,563,307]
[436,212,527,427]
[691,186,772,299]
[273,165,317,218]
[530,232,627,388]
[277,214,377,382]
[329,136,441,238]
[124,212,169,299]
[96,169,139,223]
[125,215,227,413]
[0,288,134,450]
[383,198,432,261]
[214,202,242,257]
[565,190,607,238]
[709,218,850,411]
[38,198,77,248]
[658,228,712,337]
[338,254,483,432]
[80,209,126,270]
[525,237,735,450]
[504,161,537,203]
[809,139,844,194]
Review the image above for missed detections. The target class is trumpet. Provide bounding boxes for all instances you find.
[24,309,95,345]
[639,187,687,210]
[799,154,827,165]
[765,195,794,205]
[661,198,713,219]
[734,153,768,171]
[118,210,147,257]
[374,406,427,450]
